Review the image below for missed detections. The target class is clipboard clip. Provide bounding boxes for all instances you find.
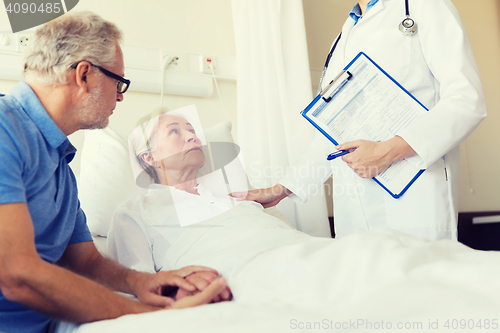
[320,70,352,103]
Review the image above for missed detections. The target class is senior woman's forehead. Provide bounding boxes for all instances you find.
[159,114,192,126]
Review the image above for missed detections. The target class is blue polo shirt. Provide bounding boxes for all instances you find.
[0,81,92,333]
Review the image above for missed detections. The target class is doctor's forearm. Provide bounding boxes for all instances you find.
[386,136,417,163]
[275,183,293,200]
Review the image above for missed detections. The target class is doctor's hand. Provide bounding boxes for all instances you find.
[337,136,416,179]
[230,184,292,208]
[175,271,232,303]
[132,265,225,309]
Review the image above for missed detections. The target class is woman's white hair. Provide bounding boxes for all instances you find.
[129,106,207,186]
[22,11,123,86]
[129,107,171,184]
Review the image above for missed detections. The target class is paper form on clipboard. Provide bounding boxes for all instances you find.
[301,52,428,198]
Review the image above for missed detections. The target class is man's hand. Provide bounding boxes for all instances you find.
[230,184,292,208]
[336,136,416,178]
[169,277,228,309]
[175,271,232,303]
[133,266,226,308]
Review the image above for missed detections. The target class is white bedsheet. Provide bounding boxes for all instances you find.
[58,206,500,332]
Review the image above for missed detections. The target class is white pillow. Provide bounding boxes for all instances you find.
[78,121,235,237]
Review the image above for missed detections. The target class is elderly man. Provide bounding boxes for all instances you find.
[0,11,229,333]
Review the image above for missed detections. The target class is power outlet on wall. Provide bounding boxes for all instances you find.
[18,34,33,51]
[202,55,216,74]
[161,52,182,71]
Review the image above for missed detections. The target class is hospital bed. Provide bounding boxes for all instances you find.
[58,122,500,333]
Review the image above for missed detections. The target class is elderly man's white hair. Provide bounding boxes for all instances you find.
[22,11,123,86]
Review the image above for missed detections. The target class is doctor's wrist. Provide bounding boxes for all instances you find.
[273,184,292,200]
[386,136,417,163]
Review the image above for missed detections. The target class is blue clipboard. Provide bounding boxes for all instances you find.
[301,52,427,199]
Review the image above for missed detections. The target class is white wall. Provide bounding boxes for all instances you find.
[0,0,238,175]
[1,0,498,214]
[454,0,500,212]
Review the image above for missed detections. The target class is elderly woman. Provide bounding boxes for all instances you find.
[106,110,258,299]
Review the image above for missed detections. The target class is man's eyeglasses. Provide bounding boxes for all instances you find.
[71,61,131,94]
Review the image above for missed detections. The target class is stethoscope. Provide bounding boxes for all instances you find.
[399,0,418,35]
[318,0,417,93]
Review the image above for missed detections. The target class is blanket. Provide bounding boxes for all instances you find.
[58,206,500,332]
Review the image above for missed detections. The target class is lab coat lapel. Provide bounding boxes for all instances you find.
[320,18,354,89]
[363,0,386,21]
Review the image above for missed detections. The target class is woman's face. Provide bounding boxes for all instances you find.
[149,114,205,172]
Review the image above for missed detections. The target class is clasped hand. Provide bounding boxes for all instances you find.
[134,266,232,309]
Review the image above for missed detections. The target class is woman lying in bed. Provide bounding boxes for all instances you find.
[106,109,500,314]
[106,109,267,300]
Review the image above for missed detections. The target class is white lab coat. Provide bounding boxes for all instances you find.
[279,0,486,240]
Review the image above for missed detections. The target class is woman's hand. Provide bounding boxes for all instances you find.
[230,184,292,208]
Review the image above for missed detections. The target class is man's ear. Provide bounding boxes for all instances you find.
[74,61,92,92]
[141,153,156,167]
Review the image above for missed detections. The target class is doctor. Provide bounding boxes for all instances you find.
[235,0,486,240]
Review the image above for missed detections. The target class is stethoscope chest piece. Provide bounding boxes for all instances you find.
[399,15,417,36]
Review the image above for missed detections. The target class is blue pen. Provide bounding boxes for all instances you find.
[327,149,355,160]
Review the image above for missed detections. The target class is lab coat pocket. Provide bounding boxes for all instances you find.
[385,159,449,231]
